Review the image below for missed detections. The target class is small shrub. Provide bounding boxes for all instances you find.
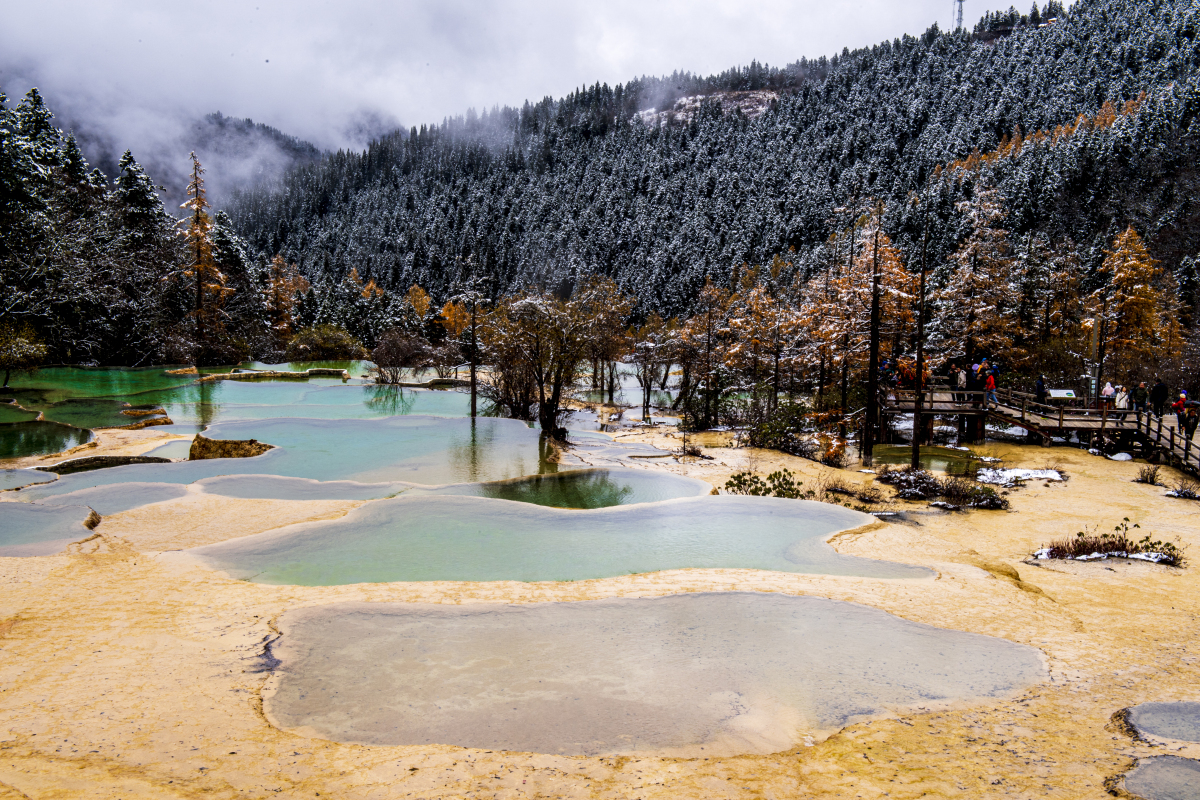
[941,477,1009,509]
[876,466,942,500]
[1038,519,1186,567]
[818,433,849,468]
[725,468,804,499]
[1169,477,1200,500]
[1135,464,1161,486]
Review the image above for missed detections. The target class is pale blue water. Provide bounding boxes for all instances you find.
[18,417,552,501]
[1128,702,1200,742]
[20,483,190,515]
[1124,756,1200,800]
[185,495,931,585]
[150,383,470,431]
[0,469,58,492]
[0,503,95,556]
[268,593,1045,755]
[197,475,404,501]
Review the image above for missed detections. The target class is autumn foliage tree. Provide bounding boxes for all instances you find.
[176,153,235,365]
[1090,226,1180,385]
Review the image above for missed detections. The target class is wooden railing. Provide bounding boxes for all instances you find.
[1133,411,1200,472]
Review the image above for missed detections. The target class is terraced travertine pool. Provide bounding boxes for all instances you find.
[0,363,1055,763]
[181,494,929,584]
[266,593,1045,756]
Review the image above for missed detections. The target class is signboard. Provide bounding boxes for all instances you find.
[1047,389,1076,400]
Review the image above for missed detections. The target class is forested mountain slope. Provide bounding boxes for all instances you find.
[228,0,1200,317]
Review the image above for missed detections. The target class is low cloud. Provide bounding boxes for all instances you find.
[0,0,1024,204]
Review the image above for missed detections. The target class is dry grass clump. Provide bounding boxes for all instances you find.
[1038,519,1186,567]
[816,473,856,498]
[1134,464,1161,486]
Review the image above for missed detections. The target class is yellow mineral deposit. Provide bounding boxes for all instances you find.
[0,429,1196,798]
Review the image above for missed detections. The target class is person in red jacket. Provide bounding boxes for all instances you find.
[985,371,998,406]
[1171,393,1188,420]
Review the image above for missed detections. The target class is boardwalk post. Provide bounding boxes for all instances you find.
[1059,407,1064,429]
[1021,398,1026,421]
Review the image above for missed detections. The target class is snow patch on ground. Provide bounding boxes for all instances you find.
[977,468,1063,487]
[1106,452,1134,461]
[1032,548,1174,563]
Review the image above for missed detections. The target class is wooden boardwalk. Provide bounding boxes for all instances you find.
[881,387,1199,473]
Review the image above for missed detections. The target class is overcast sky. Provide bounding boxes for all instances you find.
[0,0,1047,153]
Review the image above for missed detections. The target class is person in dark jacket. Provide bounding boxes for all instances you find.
[1132,382,1149,414]
[1035,375,1047,405]
[1151,378,1169,417]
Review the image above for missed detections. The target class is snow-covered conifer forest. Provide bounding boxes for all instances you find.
[2,0,1199,418]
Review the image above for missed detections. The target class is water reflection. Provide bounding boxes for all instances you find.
[0,421,92,459]
[365,385,416,416]
[428,468,705,509]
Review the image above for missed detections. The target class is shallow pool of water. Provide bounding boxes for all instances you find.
[196,475,404,501]
[267,593,1044,756]
[184,495,930,585]
[870,445,977,473]
[1124,756,1200,800]
[428,468,710,508]
[0,421,92,459]
[1,366,462,438]
[0,404,39,424]
[1128,702,1200,743]
[0,503,95,556]
[0,469,58,492]
[19,417,553,501]
[21,483,191,515]
[155,384,470,431]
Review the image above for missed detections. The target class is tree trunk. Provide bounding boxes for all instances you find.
[912,220,929,471]
[469,302,477,418]
[864,228,883,466]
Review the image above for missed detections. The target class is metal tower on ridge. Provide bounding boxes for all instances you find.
[955,0,965,31]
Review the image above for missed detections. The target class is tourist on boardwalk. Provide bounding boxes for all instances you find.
[1133,382,1149,414]
[1185,406,1199,442]
[956,365,968,403]
[985,370,998,406]
[1101,381,1116,409]
[1035,375,1047,406]
[1151,378,1169,417]
[1172,393,1187,420]
[1114,385,1130,420]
